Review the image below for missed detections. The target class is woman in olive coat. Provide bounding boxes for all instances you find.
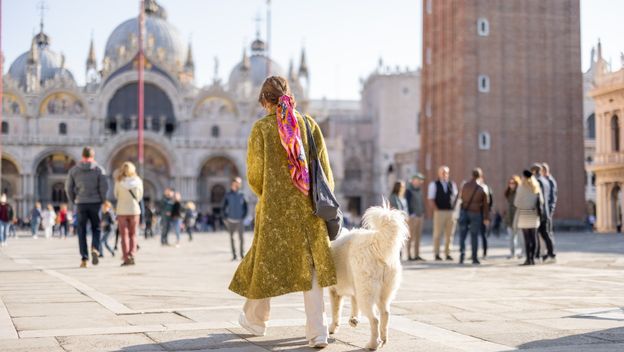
[229,76,336,348]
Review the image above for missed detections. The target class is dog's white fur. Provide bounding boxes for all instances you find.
[328,203,409,350]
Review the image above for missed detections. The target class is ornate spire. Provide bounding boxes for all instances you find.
[597,38,603,60]
[241,47,250,71]
[34,1,50,48]
[298,48,308,78]
[288,59,297,80]
[86,37,97,70]
[27,37,39,64]
[185,42,194,70]
[144,0,167,20]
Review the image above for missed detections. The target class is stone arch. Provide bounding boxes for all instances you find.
[103,133,181,173]
[1,154,23,217]
[107,141,173,202]
[38,90,88,117]
[197,155,240,214]
[99,70,182,121]
[33,150,77,206]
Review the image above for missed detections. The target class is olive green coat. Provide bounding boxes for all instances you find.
[228,112,337,299]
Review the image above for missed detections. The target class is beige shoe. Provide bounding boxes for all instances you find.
[80,260,88,268]
[308,336,329,349]
[238,313,265,336]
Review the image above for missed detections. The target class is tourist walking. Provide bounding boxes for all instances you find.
[29,202,43,239]
[184,201,197,241]
[514,170,544,266]
[405,173,426,261]
[143,202,154,239]
[223,177,248,260]
[171,192,183,246]
[100,201,116,257]
[389,181,408,212]
[504,175,523,259]
[541,162,558,261]
[59,204,69,238]
[65,146,108,268]
[428,166,458,261]
[114,161,143,266]
[457,168,490,265]
[477,177,494,258]
[0,194,13,247]
[42,204,56,239]
[229,76,336,348]
[530,163,556,262]
[159,188,174,246]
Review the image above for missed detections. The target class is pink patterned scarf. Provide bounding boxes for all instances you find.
[276,95,310,195]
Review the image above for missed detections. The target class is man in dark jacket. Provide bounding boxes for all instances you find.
[65,147,108,268]
[531,163,555,262]
[223,177,248,260]
[457,168,490,265]
[405,173,426,261]
[540,162,558,262]
[159,188,174,245]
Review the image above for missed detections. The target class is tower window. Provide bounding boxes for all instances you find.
[612,115,620,152]
[425,101,432,118]
[478,131,491,150]
[1,121,8,134]
[426,0,432,14]
[426,48,432,65]
[478,75,490,93]
[477,18,490,36]
[211,125,220,138]
[59,122,67,135]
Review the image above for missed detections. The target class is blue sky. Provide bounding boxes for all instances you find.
[2,0,620,100]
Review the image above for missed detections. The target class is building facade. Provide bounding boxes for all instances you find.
[419,0,586,221]
[1,0,329,217]
[588,42,624,233]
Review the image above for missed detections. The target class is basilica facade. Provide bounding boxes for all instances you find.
[1,0,317,217]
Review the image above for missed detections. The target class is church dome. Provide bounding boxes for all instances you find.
[228,38,284,92]
[8,33,75,89]
[104,0,185,68]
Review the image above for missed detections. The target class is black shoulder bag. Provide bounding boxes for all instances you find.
[303,115,343,241]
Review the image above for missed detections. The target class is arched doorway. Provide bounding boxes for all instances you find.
[1,157,21,215]
[109,144,171,203]
[612,184,622,233]
[198,156,239,215]
[35,152,76,207]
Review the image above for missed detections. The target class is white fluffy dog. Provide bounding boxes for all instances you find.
[328,203,409,350]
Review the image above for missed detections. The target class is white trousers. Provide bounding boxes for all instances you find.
[242,269,328,341]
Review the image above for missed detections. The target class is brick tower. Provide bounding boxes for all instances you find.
[419,0,585,221]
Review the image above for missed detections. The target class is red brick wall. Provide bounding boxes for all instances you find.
[420,0,585,220]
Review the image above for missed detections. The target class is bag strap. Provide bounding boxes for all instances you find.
[461,184,479,211]
[303,114,319,162]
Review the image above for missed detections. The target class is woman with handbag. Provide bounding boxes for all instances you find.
[229,76,336,348]
[513,170,544,266]
[114,161,143,266]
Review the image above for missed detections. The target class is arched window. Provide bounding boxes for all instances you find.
[477,18,490,36]
[59,122,67,135]
[211,125,220,138]
[1,121,8,134]
[586,113,596,139]
[478,75,490,93]
[612,115,621,152]
[478,131,491,150]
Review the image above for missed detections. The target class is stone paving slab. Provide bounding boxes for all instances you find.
[0,231,623,351]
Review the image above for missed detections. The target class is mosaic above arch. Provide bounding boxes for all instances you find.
[40,92,85,116]
[3,94,26,115]
[193,96,237,118]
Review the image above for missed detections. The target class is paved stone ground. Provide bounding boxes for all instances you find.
[0,229,623,352]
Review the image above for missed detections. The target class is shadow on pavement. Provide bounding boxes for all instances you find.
[114,333,368,351]
[517,327,624,350]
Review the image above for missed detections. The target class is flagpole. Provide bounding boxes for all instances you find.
[137,0,145,178]
[0,0,4,184]
[266,0,271,75]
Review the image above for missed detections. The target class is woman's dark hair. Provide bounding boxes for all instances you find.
[258,76,296,108]
[391,181,404,195]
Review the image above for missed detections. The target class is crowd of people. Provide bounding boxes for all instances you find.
[389,163,558,266]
